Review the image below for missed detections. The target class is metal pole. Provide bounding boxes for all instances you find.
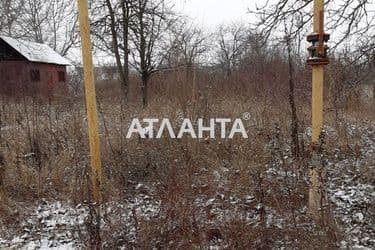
[77,0,102,203]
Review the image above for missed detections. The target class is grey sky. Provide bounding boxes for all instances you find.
[175,0,257,28]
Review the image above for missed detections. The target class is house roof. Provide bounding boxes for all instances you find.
[0,36,71,65]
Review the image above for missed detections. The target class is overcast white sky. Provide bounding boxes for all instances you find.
[175,0,257,29]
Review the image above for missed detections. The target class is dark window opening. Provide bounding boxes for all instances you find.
[30,69,40,82]
[58,71,65,82]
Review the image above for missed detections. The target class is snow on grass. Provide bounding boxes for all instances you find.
[327,120,375,249]
[0,120,373,249]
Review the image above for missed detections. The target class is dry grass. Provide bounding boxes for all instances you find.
[0,59,373,248]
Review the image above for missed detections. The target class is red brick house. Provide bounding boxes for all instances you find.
[0,36,71,96]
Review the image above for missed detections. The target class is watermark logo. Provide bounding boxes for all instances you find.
[126,117,249,139]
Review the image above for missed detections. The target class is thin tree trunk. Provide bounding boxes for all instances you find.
[121,0,130,105]
[286,36,299,158]
[0,153,4,195]
[138,3,148,108]
[141,73,149,108]
[105,0,128,104]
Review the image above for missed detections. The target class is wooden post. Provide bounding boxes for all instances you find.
[77,0,102,203]
[309,65,324,220]
[309,0,326,221]
[311,66,324,143]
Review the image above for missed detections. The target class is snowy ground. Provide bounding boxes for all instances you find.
[0,120,373,249]
[327,121,374,249]
[0,194,159,249]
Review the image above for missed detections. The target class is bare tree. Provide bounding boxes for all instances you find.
[284,21,299,158]
[130,0,175,108]
[92,0,175,107]
[1,0,78,56]
[168,21,207,69]
[250,0,375,55]
[19,0,50,43]
[0,0,24,36]
[215,22,249,77]
[91,0,133,104]
[167,21,208,101]
[167,20,207,100]
[46,0,79,56]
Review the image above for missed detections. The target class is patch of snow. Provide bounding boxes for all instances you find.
[0,36,71,65]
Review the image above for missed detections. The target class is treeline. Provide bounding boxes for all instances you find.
[0,0,374,107]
